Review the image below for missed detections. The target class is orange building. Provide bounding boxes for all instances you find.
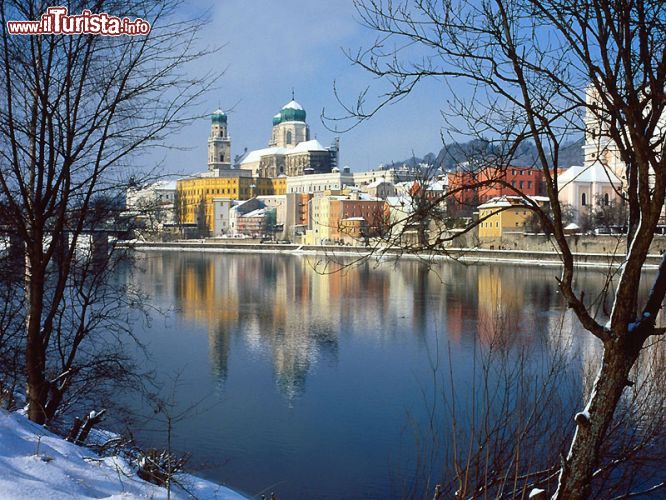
[447,166,545,216]
[329,199,388,240]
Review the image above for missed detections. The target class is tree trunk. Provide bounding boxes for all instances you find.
[25,251,48,424]
[553,339,641,499]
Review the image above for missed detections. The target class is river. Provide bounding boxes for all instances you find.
[112,251,659,498]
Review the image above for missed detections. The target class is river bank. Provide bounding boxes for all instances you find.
[0,409,244,499]
[118,240,663,269]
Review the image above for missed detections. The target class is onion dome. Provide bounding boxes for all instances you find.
[272,113,282,126]
[280,100,306,122]
[211,109,227,124]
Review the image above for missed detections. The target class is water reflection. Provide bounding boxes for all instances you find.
[127,252,661,498]
[135,253,630,401]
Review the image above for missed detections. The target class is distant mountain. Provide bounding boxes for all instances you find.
[384,137,584,171]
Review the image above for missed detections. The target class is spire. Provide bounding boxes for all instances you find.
[291,87,295,100]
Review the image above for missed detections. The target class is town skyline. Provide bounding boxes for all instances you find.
[161,0,449,176]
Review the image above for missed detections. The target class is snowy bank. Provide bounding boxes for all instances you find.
[0,409,244,499]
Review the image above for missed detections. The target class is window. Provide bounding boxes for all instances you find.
[286,131,292,145]
[604,193,609,206]
[582,193,587,206]
[220,152,224,162]
[527,181,532,189]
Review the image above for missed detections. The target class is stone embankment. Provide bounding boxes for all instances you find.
[118,240,664,269]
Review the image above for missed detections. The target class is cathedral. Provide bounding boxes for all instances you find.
[238,98,339,177]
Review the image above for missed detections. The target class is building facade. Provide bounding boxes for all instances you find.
[240,99,338,177]
[208,109,231,172]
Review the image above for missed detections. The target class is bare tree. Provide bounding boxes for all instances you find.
[0,0,215,424]
[331,0,666,497]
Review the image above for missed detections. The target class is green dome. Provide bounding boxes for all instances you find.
[272,113,282,126]
[280,100,306,122]
[211,109,227,124]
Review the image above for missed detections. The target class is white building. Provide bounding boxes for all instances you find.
[125,180,178,227]
[352,166,419,186]
[286,168,354,194]
[557,163,623,221]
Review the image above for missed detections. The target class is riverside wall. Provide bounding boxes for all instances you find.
[474,232,666,255]
[118,239,665,269]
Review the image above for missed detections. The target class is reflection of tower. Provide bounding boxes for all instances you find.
[209,324,232,383]
[208,109,231,172]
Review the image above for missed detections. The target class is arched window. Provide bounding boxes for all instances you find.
[582,193,587,206]
[219,152,224,162]
[604,193,609,206]
[286,131,292,145]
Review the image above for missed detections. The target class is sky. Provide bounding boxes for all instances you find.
[161,0,449,176]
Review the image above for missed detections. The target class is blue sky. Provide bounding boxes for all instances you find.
[162,0,449,176]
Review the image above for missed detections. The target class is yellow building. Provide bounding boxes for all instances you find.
[477,196,549,239]
[176,173,287,234]
[175,108,290,235]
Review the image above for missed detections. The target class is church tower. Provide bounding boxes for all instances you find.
[269,97,310,148]
[208,109,231,172]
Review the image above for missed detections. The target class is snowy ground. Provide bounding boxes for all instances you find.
[0,409,245,499]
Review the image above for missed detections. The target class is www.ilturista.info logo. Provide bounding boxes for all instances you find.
[6,6,151,36]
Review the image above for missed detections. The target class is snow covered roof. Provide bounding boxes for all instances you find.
[240,140,328,165]
[386,195,412,207]
[478,199,513,209]
[240,146,287,165]
[152,180,177,191]
[282,100,304,111]
[478,195,549,210]
[427,181,446,191]
[241,208,267,218]
[558,163,622,186]
[291,139,327,153]
[366,178,391,188]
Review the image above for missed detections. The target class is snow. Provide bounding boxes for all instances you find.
[291,139,327,153]
[240,140,328,166]
[239,146,287,165]
[529,488,546,498]
[0,409,244,499]
[557,163,622,186]
[282,99,303,111]
[575,410,590,423]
